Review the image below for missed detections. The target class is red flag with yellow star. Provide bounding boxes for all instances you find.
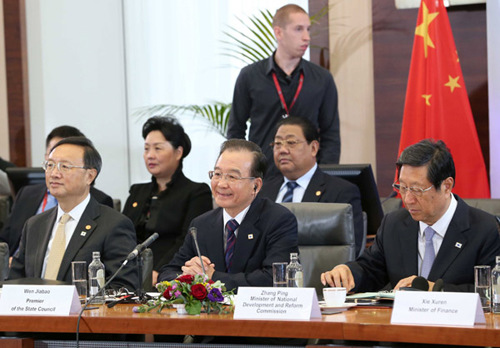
[397,0,489,198]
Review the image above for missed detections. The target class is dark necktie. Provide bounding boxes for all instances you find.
[421,226,436,278]
[282,181,299,203]
[225,219,239,272]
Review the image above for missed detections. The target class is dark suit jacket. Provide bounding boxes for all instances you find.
[259,167,364,255]
[348,195,500,292]
[0,183,113,255]
[9,197,139,291]
[158,197,298,292]
[122,171,213,271]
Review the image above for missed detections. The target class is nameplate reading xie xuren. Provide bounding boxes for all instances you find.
[391,290,485,326]
[0,285,81,316]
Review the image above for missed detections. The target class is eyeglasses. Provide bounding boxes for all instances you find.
[43,160,88,173]
[269,139,305,149]
[392,183,433,197]
[209,170,255,183]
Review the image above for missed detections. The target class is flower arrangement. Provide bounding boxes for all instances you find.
[134,274,234,315]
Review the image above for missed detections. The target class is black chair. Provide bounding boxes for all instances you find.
[0,195,10,231]
[0,242,9,281]
[280,202,356,295]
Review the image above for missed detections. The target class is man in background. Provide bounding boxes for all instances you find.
[259,116,363,255]
[9,137,138,290]
[0,126,113,256]
[321,139,500,292]
[227,4,340,177]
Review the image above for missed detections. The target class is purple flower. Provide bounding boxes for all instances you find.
[132,306,140,313]
[207,288,224,302]
[174,290,181,297]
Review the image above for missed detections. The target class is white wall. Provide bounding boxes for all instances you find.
[26,0,129,203]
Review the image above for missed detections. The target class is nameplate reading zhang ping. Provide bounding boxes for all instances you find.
[0,285,81,316]
[233,287,321,320]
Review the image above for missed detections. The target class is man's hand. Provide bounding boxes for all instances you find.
[181,256,215,279]
[152,270,158,286]
[320,264,355,291]
[394,275,434,291]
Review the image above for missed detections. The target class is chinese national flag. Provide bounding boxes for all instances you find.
[398,0,490,198]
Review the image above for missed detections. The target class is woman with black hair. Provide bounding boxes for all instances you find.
[123,116,213,286]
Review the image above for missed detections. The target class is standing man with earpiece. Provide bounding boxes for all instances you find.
[227,4,340,178]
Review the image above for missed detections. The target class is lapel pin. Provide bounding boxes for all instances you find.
[248,234,254,240]
[80,231,87,237]
[315,191,321,196]
[132,202,138,208]
[455,242,462,249]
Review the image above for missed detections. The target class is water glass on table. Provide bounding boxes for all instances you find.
[72,261,87,304]
[272,262,287,287]
[474,265,491,313]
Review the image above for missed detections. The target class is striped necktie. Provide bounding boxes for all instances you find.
[225,219,239,272]
[282,181,299,203]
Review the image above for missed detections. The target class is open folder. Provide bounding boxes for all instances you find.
[346,291,395,305]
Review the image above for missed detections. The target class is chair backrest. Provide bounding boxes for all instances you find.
[381,197,403,215]
[0,194,11,231]
[280,202,356,294]
[0,171,11,196]
[0,242,9,281]
[141,248,154,292]
[463,199,500,219]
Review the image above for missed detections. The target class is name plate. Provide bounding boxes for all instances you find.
[233,287,321,320]
[0,285,81,316]
[391,290,485,326]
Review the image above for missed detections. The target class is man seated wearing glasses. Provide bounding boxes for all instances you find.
[158,139,298,291]
[321,139,500,292]
[9,137,139,291]
[259,116,363,256]
[0,126,113,257]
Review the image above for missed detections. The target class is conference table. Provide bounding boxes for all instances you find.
[0,304,499,347]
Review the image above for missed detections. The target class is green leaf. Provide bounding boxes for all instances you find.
[186,301,202,315]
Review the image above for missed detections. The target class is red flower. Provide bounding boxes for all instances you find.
[208,279,215,285]
[162,286,173,300]
[176,275,195,284]
[191,284,208,300]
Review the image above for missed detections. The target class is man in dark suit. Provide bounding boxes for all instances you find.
[9,137,138,291]
[321,139,500,292]
[0,126,113,256]
[259,116,363,255]
[158,139,298,291]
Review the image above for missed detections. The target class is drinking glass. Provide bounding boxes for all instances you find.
[272,262,287,287]
[474,265,491,313]
[72,261,87,304]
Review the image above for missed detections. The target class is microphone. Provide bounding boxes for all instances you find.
[125,232,159,262]
[190,227,206,276]
[400,276,429,291]
[432,278,444,292]
[411,276,430,291]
